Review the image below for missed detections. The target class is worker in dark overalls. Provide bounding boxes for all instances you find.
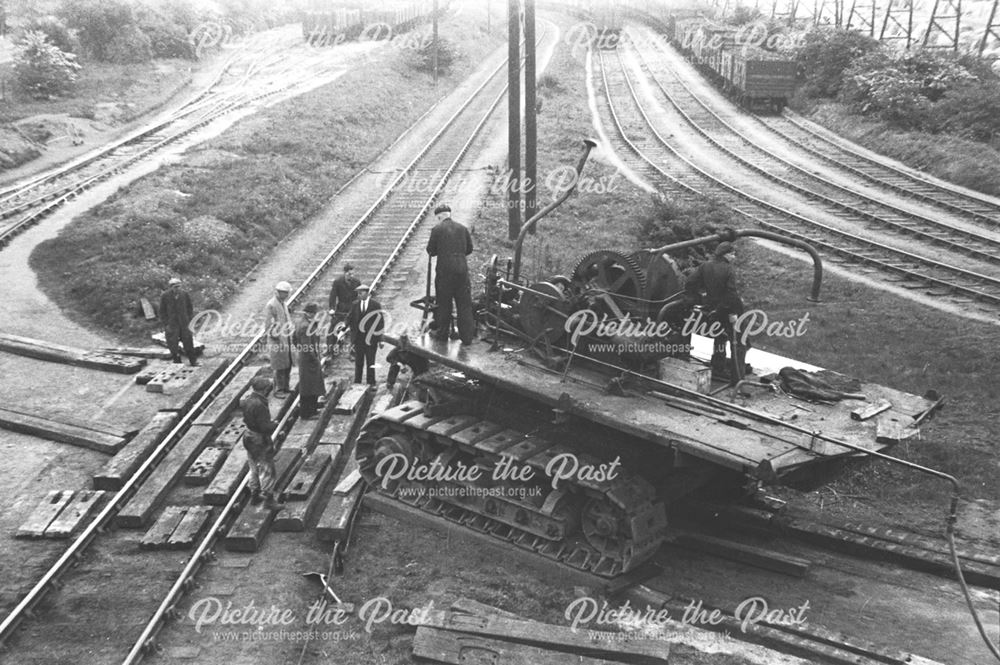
[685,241,746,381]
[426,203,475,345]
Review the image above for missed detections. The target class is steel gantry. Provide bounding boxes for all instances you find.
[846,0,879,35]
[922,0,962,50]
[979,0,1000,55]
[879,0,915,48]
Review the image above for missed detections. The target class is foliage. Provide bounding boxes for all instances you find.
[22,15,77,54]
[727,5,763,25]
[794,28,882,98]
[135,4,194,59]
[12,30,80,99]
[60,0,138,62]
[638,197,737,263]
[409,34,459,74]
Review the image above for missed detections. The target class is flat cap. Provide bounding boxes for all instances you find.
[714,241,735,257]
[343,262,355,272]
[250,376,273,392]
[275,281,292,292]
[303,302,319,314]
[355,283,371,292]
[433,203,451,215]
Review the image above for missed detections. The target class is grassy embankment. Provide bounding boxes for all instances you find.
[799,101,1000,199]
[0,59,193,125]
[30,10,503,339]
[474,37,999,512]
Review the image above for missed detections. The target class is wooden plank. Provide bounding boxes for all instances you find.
[316,484,362,542]
[224,502,277,552]
[673,533,810,577]
[163,358,231,414]
[281,419,315,450]
[0,407,126,454]
[220,448,302,550]
[450,599,523,620]
[413,627,621,665]
[102,345,173,360]
[851,399,892,421]
[416,611,670,663]
[116,424,213,528]
[44,490,104,538]
[134,365,164,385]
[333,385,368,414]
[94,412,178,490]
[151,331,204,353]
[213,419,244,449]
[273,461,334,532]
[16,490,74,538]
[184,446,227,486]
[316,416,354,447]
[283,447,334,499]
[0,333,146,374]
[204,445,247,505]
[140,297,156,320]
[166,506,213,549]
[369,384,394,416]
[146,365,199,394]
[193,365,261,428]
[139,506,187,550]
[332,468,361,495]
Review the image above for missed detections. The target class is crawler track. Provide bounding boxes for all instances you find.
[594,46,1000,312]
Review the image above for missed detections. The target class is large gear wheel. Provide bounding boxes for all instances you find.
[571,250,648,318]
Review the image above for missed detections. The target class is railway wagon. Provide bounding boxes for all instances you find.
[301,0,441,44]
[728,47,797,111]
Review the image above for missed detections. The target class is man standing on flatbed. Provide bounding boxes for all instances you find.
[426,203,475,345]
[685,241,746,380]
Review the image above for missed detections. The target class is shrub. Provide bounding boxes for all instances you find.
[408,35,459,75]
[105,24,154,64]
[23,15,78,54]
[60,0,137,61]
[136,4,194,59]
[638,196,737,263]
[795,28,882,98]
[13,30,81,99]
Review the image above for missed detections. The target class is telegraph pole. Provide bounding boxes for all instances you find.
[507,0,521,240]
[524,0,537,233]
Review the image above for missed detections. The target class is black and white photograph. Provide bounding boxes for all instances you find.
[0,0,997,663]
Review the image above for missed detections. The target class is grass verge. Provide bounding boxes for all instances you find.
[802,101,1000,199]
[30,9,504,339]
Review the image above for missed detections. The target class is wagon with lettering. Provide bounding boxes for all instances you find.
[355,141,943,578]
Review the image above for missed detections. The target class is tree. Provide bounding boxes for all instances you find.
[794,29,882,98]
[60,0,139,61]
[13,30,80,99]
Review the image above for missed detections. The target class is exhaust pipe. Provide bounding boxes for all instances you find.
[512,138,598,282]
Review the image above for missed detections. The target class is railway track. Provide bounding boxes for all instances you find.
[0,43,342,251]
[594,46,1000,313]
[635,33,1000,267]
[0,29,530,663]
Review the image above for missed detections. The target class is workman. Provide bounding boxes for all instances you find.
[685,241,746,380]
[295,303,326,420]
[159,277,198,366]
[327,262,360,355]
[263,281,295,397]
[347,284,385,386]
[386,335,430,390]
[426,203,475,345]
[240,377,284,510]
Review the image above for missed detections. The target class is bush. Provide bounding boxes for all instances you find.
[13,30,81,99]
[136,4,194,59]
[60,0,136,61]
[23,16,78,54]
[408,35,460,75]
[638,196,737,263]
[795,29,882,98]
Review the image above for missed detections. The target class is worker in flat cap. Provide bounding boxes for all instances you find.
[346,283,385,386]
[426,203,475,344]
[327,262,360,356]
[685,240,746,381]
[160,276,199,366]
[240,376,283,510]
[295,302,326,420]
[263,281,295,397]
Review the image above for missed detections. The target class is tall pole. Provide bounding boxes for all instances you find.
[524,0,537,234]
[507,0,521,240]
[433,0,439,84]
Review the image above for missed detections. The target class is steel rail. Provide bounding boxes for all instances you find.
[0,31,525,654]
[598,48,1000,309]
[120,35,533,665]
[634,35,1000,262]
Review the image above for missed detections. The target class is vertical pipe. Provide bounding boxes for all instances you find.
[507,0,521,240]
[524,0,537,235]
